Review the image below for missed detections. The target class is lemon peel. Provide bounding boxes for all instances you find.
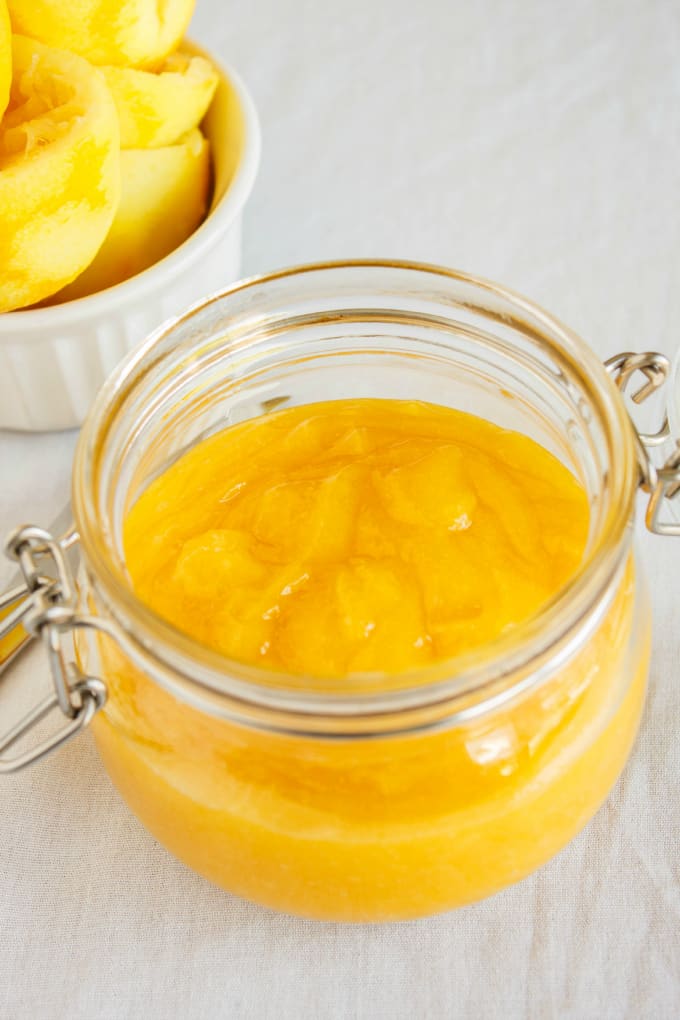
[7,0,195,68]
[0,35,120,312]
[0,0,10,120]
[51,128,211,301]
[103,50,218,148]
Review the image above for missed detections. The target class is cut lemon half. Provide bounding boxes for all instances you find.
[0,35,120,313]
[51,128,211,301]
[7,0,195,68]
[103,50,219,148]
[0,0,10,120]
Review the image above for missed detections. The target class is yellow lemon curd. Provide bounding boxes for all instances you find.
[93,399,649,920]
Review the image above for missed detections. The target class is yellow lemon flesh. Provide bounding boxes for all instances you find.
[0,35,120,313]
[52,128,210,300]
[7,0,195,68]
[0,0,10,120]
[103,50,218,148]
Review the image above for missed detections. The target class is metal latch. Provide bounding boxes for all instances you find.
[0,525,106,773]
[605,351,680,537]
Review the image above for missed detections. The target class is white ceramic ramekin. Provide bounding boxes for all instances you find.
[0,43,261,432]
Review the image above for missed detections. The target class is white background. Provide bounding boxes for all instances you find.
[2,0,680,1016]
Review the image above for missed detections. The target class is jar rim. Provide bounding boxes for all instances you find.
[73,259,639,733]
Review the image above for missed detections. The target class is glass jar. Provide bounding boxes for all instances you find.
[2,261,679,922]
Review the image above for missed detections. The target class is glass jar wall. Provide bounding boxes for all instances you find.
[73,262,649,920]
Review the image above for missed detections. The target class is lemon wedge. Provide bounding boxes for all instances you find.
[103,50,219,148]
[0,1,10,120]
[51,128,210,301]
[0,35,120,312]
[7,0,195,68]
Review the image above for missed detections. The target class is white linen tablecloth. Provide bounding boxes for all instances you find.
[1,0,679,1016]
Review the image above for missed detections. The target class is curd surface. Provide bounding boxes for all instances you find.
[123,399,590,676]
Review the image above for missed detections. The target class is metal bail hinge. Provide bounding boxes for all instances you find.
[0,525,107,773]
[605,351,680,536]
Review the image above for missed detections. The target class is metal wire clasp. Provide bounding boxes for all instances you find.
[0,525,107,773]
[605,351,680,536]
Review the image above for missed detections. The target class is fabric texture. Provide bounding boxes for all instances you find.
[1,0,680,1015]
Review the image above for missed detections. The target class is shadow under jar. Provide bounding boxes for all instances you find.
[7,261,680,922]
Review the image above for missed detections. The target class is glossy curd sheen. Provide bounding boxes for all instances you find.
[123,399,589,673]
[92,399,648,920]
